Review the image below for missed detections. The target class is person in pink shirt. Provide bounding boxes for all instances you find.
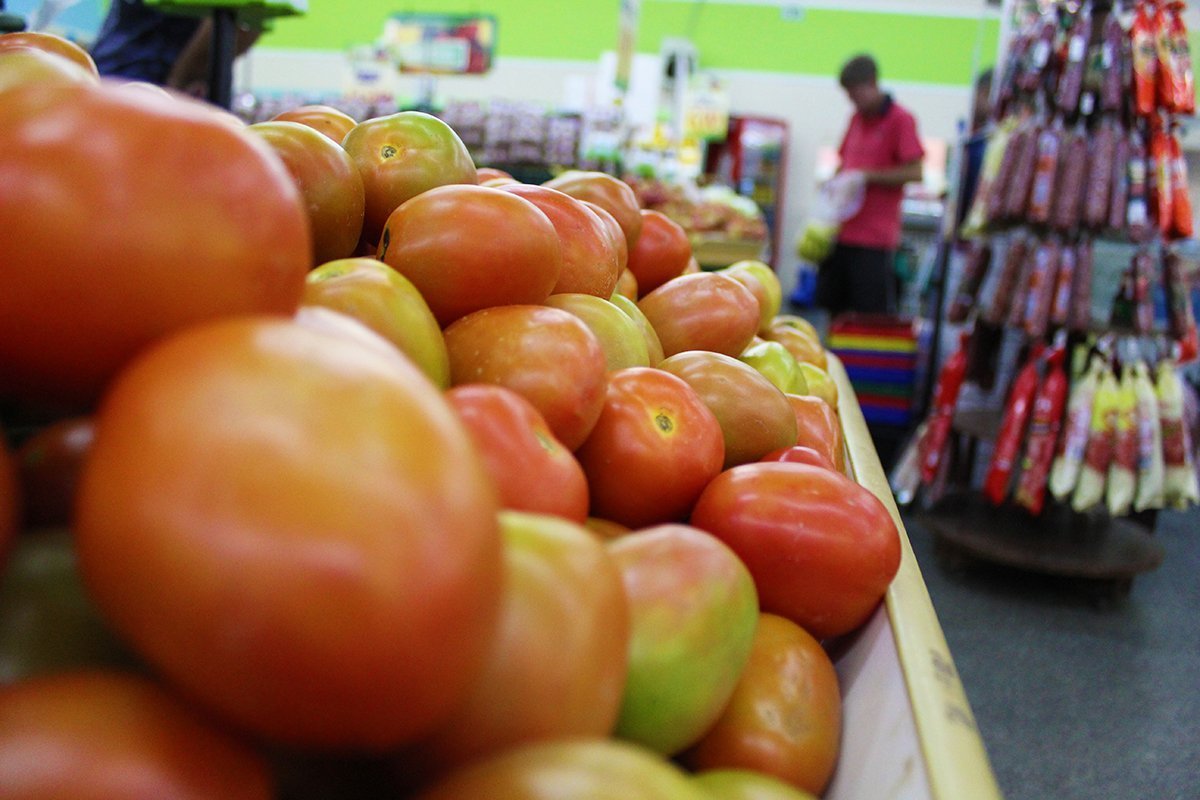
[817,54,925,316]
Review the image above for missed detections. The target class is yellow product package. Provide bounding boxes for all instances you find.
[1105,366,1138,517]
[1156,360,1200,509]
[1049,355,1103,501]
[1072,366,1119,513]
[1132,360,1165,512]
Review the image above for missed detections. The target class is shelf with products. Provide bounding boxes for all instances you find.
[895,0,1200,590]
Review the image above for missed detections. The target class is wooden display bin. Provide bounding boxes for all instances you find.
[826,355,1003,800]
[689,235,766,269]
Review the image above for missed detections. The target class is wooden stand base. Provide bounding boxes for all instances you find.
[917,492,1165,603]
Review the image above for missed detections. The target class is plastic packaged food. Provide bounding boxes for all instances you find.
[1151,120,1173,237]
[1133,360,1165,511]
[1015,344,1069,515]
[1107,131,1131,232]
[962,117,1017,237]
[1052,125,1089,232]
[1084,118,1117,229]
[1056,6,1091,115]
[1022,237,1062,339]
[1002,119,1042,221]
[1126,128,1151,242]
[1106,365,1139,516]
[1132,1,1160,116]
[1006,242,1038,329]
[918,330,972,485]
[983,232,1030,326]
[1019,13,1059,94]
[1157,359,1200,508]
[1050,354,1104,501]
[1168,125,1194,240]
[1050,241,1078,328]
[1072,365,1120,512]
[1068,237,1094,333]
[1026,120,1064,224]
[948,241,992,323]
[1132,250,1155,335]
[1166,1,1195,114]
[1163,248,1199,361]
[984,345,1045,506]
[1100,10,1128,113]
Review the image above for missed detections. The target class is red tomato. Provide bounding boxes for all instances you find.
[583,200,629,274]
[75,317,503,750]
[247,121,365,265]
[575,368,724,528]
[760,445,836,472]
[638,272,761,359]
[378,185,562,326]
[544,293,651,371]
[786,394,844,473]
[342,111,477,243]
[764,319,827,370]
[500,184,620,298]
[0,46,95,94]
[544,170,644,252]
[625,209,692,294]
[720,260,784,335]
[659,351,797,468]
[683,614,841,796]
[615,267,639,300]
[15,416,94,529]
[609,293,665,366]
[0,671,273,800]
[476,166,514,183]
[0,82,310,409]
[271,103,357,143]
[446,385,589,523]
[444,305,608,451]
[690,463,901,639]
[412,512,629,773]
[692,769,820,800]
[413,739,709,800]
[585,517,632,540]
[0,31,98,75]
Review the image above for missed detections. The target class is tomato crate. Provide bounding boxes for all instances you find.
[825,355,1003,800]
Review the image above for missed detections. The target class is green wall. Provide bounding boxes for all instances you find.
[260,2,999,88]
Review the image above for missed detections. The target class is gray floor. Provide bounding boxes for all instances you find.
[902,507,1200,800]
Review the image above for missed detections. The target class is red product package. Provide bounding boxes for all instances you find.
[1132,249,1156,334]
[918,330,972,484]
[1050,240,1078,328]
[983,233,1030,326]
[1150,119,1174,237]
[1026,120,1064,225]
[1022,237,1062,339]
[1002,119,1043,221]
[1056,7,1092,115]
[1052,125,1089,232]
[1014,344,1069,515]
[1107,131,1131,232]
[1126,128,1152,242]
[1163,248,1200,362]
[1006,241,1039,329]
[1132,1,1161,116]
[1167,1,1195,114]
[1084,119,1117,230]
[1168,125,1194,239]
[983,344,1045,506]
[948,241,992,323]
[1069,237,1095,333]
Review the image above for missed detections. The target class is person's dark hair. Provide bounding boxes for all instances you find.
[839,54,878,89]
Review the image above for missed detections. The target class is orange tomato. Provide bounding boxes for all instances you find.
[0,46,95,94]
[638,273,761,359]
[764,318,827,370]
[786,394,844,473]
[75,317,503,750]
[14,416,93,529]
[544,170,643,252]
[271,103,357,143]
[475,166,514,183]
[625,209,693,294]
[0,31,98,75]
[583,200,629,274]
[683,613,841,796]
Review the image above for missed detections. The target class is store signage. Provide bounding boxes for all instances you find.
[382,13,497,75]
[684,77,730,141]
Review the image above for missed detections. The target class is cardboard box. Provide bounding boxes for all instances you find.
[826,356,1003,800]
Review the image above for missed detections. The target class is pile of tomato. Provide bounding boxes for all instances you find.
[0,32,902,800]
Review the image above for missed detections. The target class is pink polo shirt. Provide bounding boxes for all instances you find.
[837,97,925,250]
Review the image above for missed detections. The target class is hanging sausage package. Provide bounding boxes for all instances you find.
[1165,0,1195,114]
[1163,247,1199,362]
[1019,11,1060,94]
[1015,344,1069,516]
[1150,118,1174,237]
[1167,125,1194,240]
[962,116,1017,237]
[1107,130,1131,233]
[1106,364,1140,517]
[1157,359,1200,508]
[1022,236,1062,339]
[1084,117,1118,230]
[1027,117,1065,225]
[948,241,993,323]
[1132,249,1156,335]
[1050,354,1105,501]
[1132,0,1161,117]
[982,231,1031,326]
[984,344,1045,506]
[1050,240,1078,328]
[1125,128,1151,242]
[1052,123,1090,233]
[1056,5,1091,116]
[1133,360,1166,512]
[918,330,973,485]
[1072,364,1120,512]
[1004,117,1044,221]
[1069,237,1095,333]
[1006,240,1040,329]
[1100,7,1128,113]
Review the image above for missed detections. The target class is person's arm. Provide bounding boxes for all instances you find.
[166,17,261,95]
[862,158,923,187]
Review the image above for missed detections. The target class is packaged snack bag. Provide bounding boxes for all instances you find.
[1132,1,1160,116]
[1050,354,1104,501]
[984,345,1045,506]
[1132,360,1165,511]
[1166,1,1194,114]
[1168,125,1193,240]
[1150,119,1173,236]
[1015,344,1069,515]
[1158,360,1200,508]
[1106,365,1139,516]
[1072,365,1119,512]
[919,330,972,485]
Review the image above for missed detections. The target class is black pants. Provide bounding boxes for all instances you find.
[815,242,897,315]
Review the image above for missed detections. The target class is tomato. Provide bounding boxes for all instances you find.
[763,318,827,370]
[615,267,639,300]
[739,340,801,395]
[772,314,821,342]
[608,524,758,756]
[544,294,650,371]
[14,417,93,529]
[786,394,844,473]
[342,110,477,243]
[760,445,836,471]
[544,171,643,251]
[248,120,365,265]
[0,31,98,75]
[575,368,724,528]
[303,257,450,388]
[446,385,589,523]
[0,431,17,562]
[412,512,629,774]
[271,103,357,143]
[500,184,620,298]
[693,769,820,800]
[796,362,839,409]
[658,351,796,469]
[625,209,692,294]
[585,517,632,540]
[0,530,134,683]
[609,293,664,366]
[638,272,760,359]
[0,82,310,410]
[444,305,607,451]
[682,614,841,796]
[75,317,503,750]
[690,463,901,639]
[476,166,514,183]
[720,260,783,335]
[0,671,273,799]
[378,185,562,326]
[413,739,709,800]
[0,47,95,94]
[583,200,630,274]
